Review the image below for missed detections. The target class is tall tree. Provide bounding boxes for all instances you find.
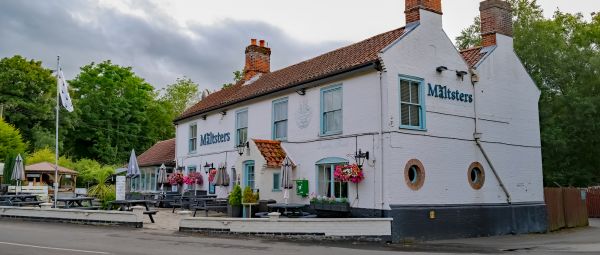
[67,61,173,164]
[159,77,200,117]
[222,70,243,88]
[456,1,600,186]
[0,55,56,148]
[0,118,26,163]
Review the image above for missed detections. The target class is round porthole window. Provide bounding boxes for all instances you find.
[404,159,425,190]
[468,162,485,190]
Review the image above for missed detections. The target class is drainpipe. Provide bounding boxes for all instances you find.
[470,69,511,204]
[377,66,386,214]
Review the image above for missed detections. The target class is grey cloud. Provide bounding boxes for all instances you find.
[0,0,347,90]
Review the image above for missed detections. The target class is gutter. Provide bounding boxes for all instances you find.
[174,61,379,124]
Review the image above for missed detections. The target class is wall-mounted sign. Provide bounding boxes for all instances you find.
[116,176,126,201]
[428,83,473,103]
[200,132,231,146]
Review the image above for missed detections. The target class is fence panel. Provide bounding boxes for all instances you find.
[544,187,565,232]
[562,188,588,228]
[587,188,600,218]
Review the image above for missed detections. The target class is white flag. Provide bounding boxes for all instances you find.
[58,69,74,112]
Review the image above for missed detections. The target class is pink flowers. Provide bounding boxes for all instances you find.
[168,172,184,185]
[208,168,217,183]
[334,164,365,184]
[183,172,203,186]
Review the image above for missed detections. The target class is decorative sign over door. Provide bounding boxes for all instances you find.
[295,100,312,129]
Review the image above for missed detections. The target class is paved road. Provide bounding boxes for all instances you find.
[0,219,599,254]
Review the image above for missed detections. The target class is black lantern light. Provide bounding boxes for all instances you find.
[203,162,213,173]
[236,141,249,156]
[354,149,369,169]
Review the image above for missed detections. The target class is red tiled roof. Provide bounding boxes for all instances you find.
[460,46,486,68]
[25,162,78,175]
[176,26,408,122]
[253,139,288,168]
[137,138,176,167]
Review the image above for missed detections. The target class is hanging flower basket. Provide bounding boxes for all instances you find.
[168,172,184,185]
[208,168,217,184]
[334,164,365,184]
[183,172,203,186]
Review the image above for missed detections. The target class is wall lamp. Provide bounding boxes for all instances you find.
[436,66,448,73]
[203,162,214,173]
[296,88,306,96]
[236,141,250,156]
[201,115,207,120]
[221,111,227,116]
[354,149,370,169]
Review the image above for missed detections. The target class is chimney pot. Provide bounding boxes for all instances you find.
[405,0,443,24]
[244,39,271,81]
[480,0,513,47]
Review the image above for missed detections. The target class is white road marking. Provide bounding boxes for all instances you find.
[0,241,112,254]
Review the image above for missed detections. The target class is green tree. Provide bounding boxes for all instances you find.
[456,1,600,186]
[26,147,75,169]
[0,56,57,148]
[0,118,26,162]
[67,61,173,164]
[455,17,481,50]
[222,70,243,88]
[159,77,200,117]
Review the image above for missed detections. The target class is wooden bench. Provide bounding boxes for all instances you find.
[12,201,42,207]
[192,199,228,217]
[143,210,158,223]
[69,206,101,210]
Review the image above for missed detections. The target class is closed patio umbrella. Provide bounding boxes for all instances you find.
[127,149,140,179]
[280,157,294,204]
[157,164,168,193]
[11,154,25,195]
[214,164,230,186]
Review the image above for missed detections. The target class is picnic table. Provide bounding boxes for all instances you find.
[267,203,308,218]
[192,197,228,217]
[0,194,42,207]
[172,195,217,213]
[110,200,151,211]
[55,197,98,209]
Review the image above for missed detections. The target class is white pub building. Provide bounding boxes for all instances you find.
[174,0,547,240]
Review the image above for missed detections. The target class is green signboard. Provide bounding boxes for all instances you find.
[295,179,308,197]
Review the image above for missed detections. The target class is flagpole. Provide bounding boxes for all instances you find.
[54,55,60,208]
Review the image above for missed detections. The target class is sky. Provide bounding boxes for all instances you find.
[1,0,598,91]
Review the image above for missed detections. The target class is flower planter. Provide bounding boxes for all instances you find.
[309,202,350,212]
[227,204,242,217]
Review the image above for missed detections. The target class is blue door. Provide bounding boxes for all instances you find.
[244,161,255,190]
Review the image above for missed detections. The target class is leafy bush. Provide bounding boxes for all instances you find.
[229,185,242,206]
[0,119,26,162]
[87,165,116,209]
[242,186,258,204]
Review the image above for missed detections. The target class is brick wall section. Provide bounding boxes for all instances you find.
[244,39,271,81]
[480,0,513,47]
[405,0,442,24]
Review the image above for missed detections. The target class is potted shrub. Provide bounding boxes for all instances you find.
[242,186,259,218]
[228,185,242,217]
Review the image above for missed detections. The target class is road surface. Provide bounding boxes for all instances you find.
[0,219,599,254]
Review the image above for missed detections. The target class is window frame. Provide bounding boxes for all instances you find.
[243,160,255,191]
[272,172,281,192]
[398,75,426,131]
[188,123,198,153]
[315,157,349,198]
[320,84,343,136]
[271,97,289,141]
[235,108,249,146]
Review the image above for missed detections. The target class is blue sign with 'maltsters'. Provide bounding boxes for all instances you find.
[200,132,231,146]
[428,83,473,103]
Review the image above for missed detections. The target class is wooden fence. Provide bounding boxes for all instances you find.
[587,187,600,218]
[544,187,589,232]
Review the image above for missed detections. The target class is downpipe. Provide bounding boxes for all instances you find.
[471,69,515,233]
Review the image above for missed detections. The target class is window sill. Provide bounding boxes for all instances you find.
[272,189,282,192]
[319,131,342,137]
[399,125,427,132]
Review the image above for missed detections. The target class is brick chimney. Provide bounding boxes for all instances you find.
[405,0,443,24]
[244,38,271,81]
[480,0,513,47]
